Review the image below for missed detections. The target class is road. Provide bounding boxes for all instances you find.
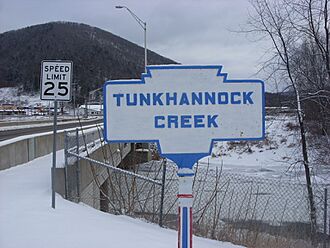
[0,118,103,142]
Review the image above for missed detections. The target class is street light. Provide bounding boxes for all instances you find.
[115,5,147,71]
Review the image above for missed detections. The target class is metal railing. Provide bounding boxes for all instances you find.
[63,126,167,226]
[62,127,329,247]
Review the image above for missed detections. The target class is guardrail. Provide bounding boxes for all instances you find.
[0,124,102,171]
[0,131,65,170]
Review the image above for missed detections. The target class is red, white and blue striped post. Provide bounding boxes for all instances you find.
[177,168,194,248]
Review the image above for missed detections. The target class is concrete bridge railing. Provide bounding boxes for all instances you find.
[0,132,65,171]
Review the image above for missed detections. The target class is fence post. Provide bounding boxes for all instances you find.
[324,188,328,248]
[64,130,68,199]
[159,158,167,227]
[76,128,81,201]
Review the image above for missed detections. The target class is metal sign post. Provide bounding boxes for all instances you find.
[103,65,265,248]
[40,60,72,209]
[177,168,194,248]
[51,99,58,208]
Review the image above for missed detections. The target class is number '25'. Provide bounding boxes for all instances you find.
[44,82,69,96]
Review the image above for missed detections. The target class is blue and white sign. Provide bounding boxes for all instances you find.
[104,65,265,168]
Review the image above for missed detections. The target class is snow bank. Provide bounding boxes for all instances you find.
[0,87,43,106]
[0,152,244,248]
[204,114,330,183]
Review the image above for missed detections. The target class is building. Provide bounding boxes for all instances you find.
[78,103,103,116]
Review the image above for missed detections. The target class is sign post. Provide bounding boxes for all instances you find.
[51,99,58,209]
[103,65,265,247]
[40,60,72,209]
[177,168,194,248]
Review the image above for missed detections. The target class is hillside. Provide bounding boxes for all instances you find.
[0,22,175,102]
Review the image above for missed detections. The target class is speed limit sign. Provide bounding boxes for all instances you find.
[40,60,73,209]
[40,60,73,101]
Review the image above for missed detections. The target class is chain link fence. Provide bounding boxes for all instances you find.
[191,164,326,248]
[142,160,329,248]
[62,129,330,248]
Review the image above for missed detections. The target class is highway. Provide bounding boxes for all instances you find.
[0,118,103,142]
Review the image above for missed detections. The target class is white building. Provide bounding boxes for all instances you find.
[78,103,103,116]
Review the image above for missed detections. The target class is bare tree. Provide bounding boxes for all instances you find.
[246,0,330,244]
[287,0,330,137]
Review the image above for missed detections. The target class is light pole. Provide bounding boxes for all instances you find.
[115,5,147,71]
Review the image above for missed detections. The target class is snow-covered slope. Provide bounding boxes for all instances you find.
[0,87,44,106]
[204,113,330,184]
[0,152,244,248]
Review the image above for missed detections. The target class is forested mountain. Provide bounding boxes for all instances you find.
[0,21,175,101]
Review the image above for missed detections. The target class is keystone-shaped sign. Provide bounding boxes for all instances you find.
[103,65,265,168]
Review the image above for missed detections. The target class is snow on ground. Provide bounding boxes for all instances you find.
[0,123,102,147]
[0,87,44,106]
[0,152,244,248]
[202,113,330,184]
[0,115,75,123]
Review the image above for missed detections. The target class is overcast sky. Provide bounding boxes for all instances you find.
[0,0,273,90]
